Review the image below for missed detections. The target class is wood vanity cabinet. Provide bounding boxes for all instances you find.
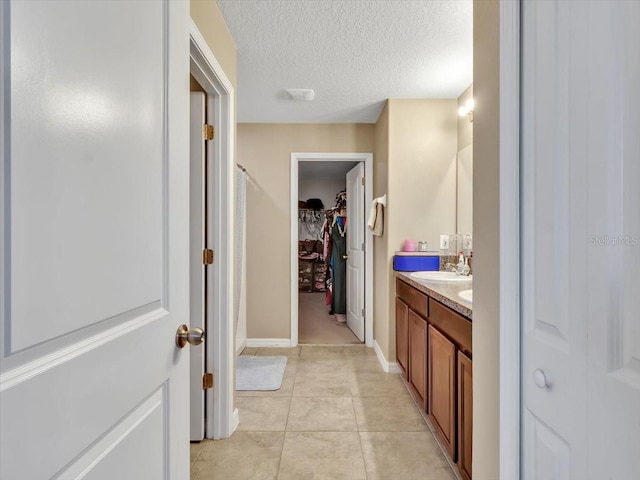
[408,310,427,409]
[428,324,456,459]
[395,278,473,479]
[458,351,473,480]
[395,298,409,378]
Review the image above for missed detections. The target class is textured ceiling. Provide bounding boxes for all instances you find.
[216,0,473,124]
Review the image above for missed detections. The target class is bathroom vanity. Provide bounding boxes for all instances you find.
[395,272,473,480]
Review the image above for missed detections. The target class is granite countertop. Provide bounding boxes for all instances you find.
[395,271,473,320]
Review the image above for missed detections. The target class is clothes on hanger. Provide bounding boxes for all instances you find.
[322,189,348,317]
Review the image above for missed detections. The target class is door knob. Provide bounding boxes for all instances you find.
[533,369,549,389]
[175,324,205,348]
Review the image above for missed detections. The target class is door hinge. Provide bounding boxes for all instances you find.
[362,308,366,317]
[203,124,214,141]
[361,177,365,186]
[202,249,214,265]
[361,242,366,252]
[202,372,213,390]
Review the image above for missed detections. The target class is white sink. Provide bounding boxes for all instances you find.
[410,271,473,283]
[458,289,473,303]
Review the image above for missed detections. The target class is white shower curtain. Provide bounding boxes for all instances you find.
[234,168,246,338]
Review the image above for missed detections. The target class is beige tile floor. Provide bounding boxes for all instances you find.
[190,345,458,480]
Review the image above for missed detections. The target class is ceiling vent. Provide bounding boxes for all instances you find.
[285,89,315,101]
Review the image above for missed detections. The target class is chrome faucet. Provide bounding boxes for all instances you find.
[444,254,471,276]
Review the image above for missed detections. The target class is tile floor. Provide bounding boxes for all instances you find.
[190,345,458,480]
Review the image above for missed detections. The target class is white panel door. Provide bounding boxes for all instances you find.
[521,1,640,479]
[346,163,365,342]
[0,1,191,479]
[190,93,206,441]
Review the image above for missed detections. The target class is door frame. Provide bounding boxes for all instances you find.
[290,152,373,347]
[498,0,521,478]
[189,20,237,439]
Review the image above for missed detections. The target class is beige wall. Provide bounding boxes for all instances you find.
[473,0,500,478]
[190,0,237,88]
[458,84,474,151]
[375,99,458,360]
[373,102,390,355]
[238,124,375,339]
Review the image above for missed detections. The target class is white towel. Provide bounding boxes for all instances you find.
[367,197,385,236]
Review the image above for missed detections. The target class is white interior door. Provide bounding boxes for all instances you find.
[346,163,365,342]
[521,1,640,479]
[0,1,191,479]
[190,93,206,441]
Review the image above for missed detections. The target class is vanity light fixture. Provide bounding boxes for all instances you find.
[458,98,474,122]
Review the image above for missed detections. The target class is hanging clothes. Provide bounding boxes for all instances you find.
[330,216,347,315]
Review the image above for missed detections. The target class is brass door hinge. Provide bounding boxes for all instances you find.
[361,177,365,186]
[202,372,213,390]
[203,124,214,141]
[202,249,214,265]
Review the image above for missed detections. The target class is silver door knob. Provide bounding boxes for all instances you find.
[175,324,205,348]
[533,369,549,389]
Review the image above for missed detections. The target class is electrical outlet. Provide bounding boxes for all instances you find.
[440,235,450,250]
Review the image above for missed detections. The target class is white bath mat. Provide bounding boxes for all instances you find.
[236,355,288,391]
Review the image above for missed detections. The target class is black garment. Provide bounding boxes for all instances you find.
[330,219,347,315]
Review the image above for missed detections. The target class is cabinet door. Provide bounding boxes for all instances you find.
[458,351,473,480]
[429,325,456,459]
[409,310,427,409]
[395,298,409,378]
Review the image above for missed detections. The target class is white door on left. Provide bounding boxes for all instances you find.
[0,1,191,479]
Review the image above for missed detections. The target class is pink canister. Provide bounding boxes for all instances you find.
[402,239,417,252]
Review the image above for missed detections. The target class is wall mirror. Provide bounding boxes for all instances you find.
[456,144,473,235]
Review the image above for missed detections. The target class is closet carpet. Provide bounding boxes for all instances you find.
[298,292,361,345]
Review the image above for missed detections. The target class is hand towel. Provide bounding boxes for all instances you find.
[367,197,385,236]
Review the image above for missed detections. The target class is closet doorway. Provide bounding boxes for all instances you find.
[290,153,374,347]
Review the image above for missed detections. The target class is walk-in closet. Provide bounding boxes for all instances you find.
[297,161,361,344]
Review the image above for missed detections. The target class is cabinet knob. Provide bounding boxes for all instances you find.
[533,369,549,389]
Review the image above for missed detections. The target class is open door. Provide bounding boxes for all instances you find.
[346,163,365,342]
[0,1,192,478]
[189,93,206,441]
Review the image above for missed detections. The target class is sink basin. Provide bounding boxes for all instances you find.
[458,289,473,303]
[409,271,473,283]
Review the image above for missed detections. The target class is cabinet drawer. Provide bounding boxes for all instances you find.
[396,279,428,318]
[428,298,472,356]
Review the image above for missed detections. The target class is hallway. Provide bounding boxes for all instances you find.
[298,292,361,344]
[190,345,457,480]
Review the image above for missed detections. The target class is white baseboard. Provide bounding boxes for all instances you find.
[245,338,293,348]
[230,408,239,435]
[236,338,247,356]
[373,339,401,374]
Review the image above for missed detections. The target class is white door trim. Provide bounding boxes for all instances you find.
[498,1,521,478]
[189,20,236,440]
[290,152,374,348]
